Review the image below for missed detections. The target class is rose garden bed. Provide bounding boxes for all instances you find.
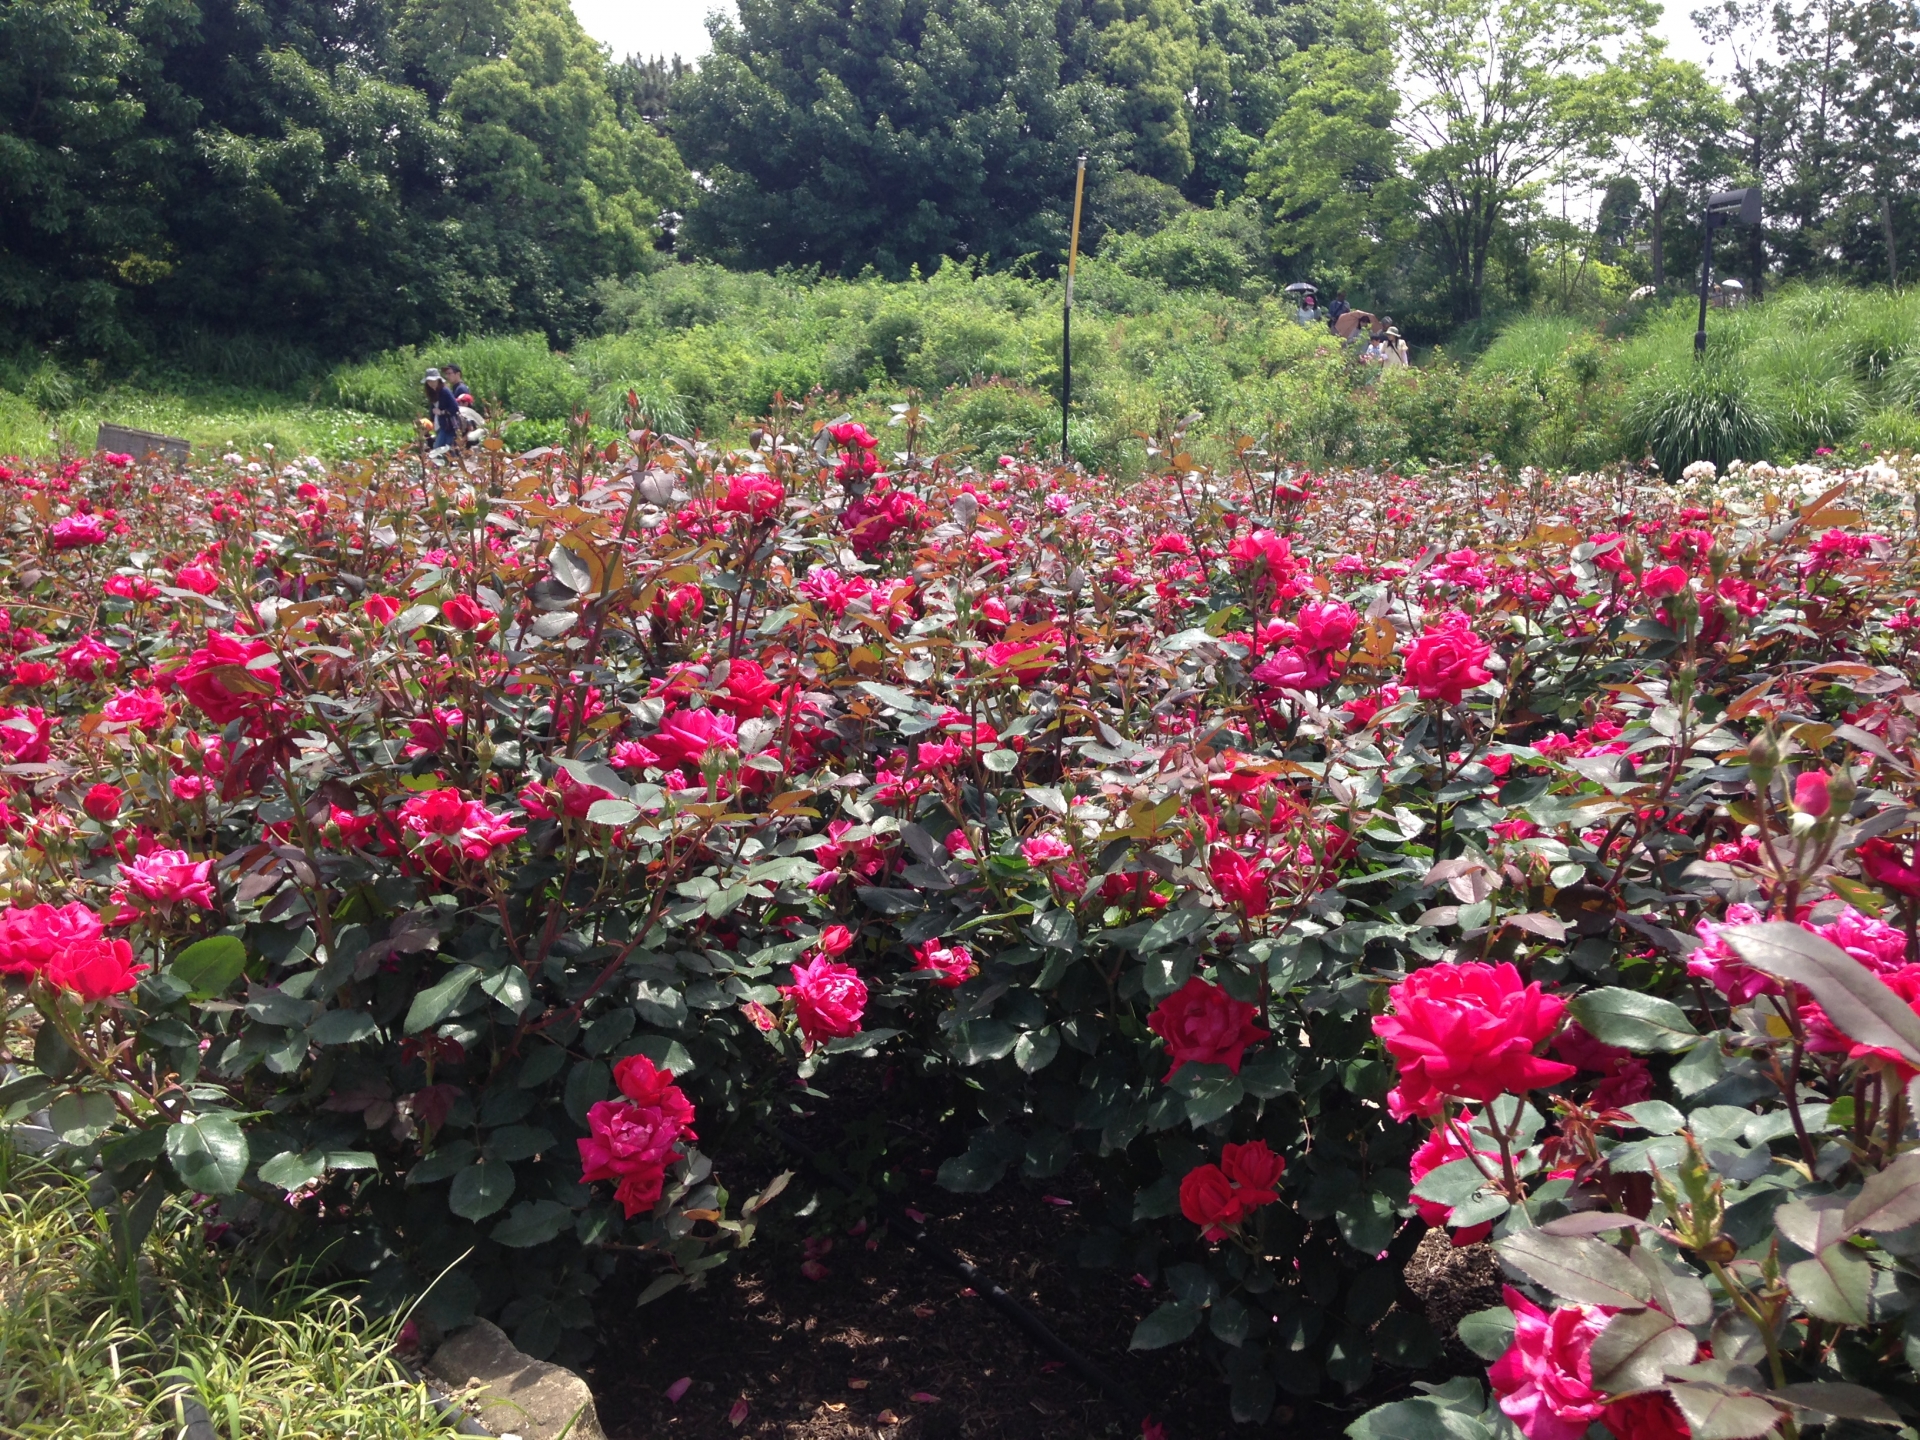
[2,424,1919,1438]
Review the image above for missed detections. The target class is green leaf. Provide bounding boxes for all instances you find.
[1843,1152,1920,1235]
[1589,1308,1699,1392]
[1138,907,1210,954]
[164,1114,249,1196]
[1026,908,1079,952]
[1345,1397,1492,1440]
[449,1159,515,1221]
[50,1091,118,1145]
[171,935,247,998]
[258,1150,326,1190]
[1411,1156,1488,1206]
[393,603,438,634]
[1496,1230,1653,1308]
[981,747,1019,773]
[406,1141,477,1187]
[0,1072,54,1120]
[1336,1191,1398,1254]
[404,964,479,1035]
[1210,1294,1250,1347]
[1565,987,1699,1052]
[1013,1027,1060,1074]
[1456,1306,1516,1361]
[1786,1244,1874,1324]
[950,1019,1017,1065]
[492,1200,572,1248]
[1171,1064,1244,1127]
[307,1008,378,1045]
[479,966,532,1016]
[1770,1382,1900,1423]
[1129,1301,1201,1350]
[936,1128,1022,1194]
[1667,1383,1787,1440]
[484,1125,555,1163]
[585,798,640,827]
[1725,922,1920,1069]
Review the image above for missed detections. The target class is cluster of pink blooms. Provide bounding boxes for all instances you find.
[0,901,143,1002]
[576,1055,698,1218]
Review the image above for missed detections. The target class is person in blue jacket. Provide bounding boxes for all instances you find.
[423,369,460,450]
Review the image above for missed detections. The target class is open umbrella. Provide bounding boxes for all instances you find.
[1284,282,1318,294]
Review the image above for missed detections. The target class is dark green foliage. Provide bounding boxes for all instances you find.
[1626,359,1779,476]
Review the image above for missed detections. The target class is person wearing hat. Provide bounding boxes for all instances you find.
[423,369,461,450]
[1385,328,1409,365]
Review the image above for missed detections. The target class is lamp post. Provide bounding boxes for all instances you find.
[1695,186,1761,357]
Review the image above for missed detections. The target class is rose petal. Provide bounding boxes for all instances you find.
[911,1392,940,1404]
[1042,1195,1072,1206]
[665,1376,692,1403]
[904,1207,927,1224]
[728,1398,750,1427]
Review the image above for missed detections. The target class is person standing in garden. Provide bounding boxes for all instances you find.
[423,369,460,450]
[443,363,473,405]
[1326,291,1351,327]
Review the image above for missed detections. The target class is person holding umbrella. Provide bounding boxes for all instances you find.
[1285,282,1319,326]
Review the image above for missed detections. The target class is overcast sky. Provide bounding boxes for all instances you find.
[569,1,1717,87]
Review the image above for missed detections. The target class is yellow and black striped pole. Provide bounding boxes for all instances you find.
[1063,153,1087,465]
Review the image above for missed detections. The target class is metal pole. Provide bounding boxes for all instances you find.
[1694,209,1717,358]
[1063,154,1087,465]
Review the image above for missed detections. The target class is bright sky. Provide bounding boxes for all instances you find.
[571,0,1714,65]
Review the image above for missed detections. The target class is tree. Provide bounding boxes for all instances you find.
[1247,1,1410,291]
[1614,54,1733,289]
[672,0,1113,276]
[1387,0,1658,319]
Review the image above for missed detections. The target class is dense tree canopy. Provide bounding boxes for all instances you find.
[0,0,683,355]
[2,0,1915,358]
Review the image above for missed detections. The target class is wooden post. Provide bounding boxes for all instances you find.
[1063,154,1087,466]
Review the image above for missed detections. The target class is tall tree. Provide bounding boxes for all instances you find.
[1247,1,1409,290]
[1614,53,1733,289]
[1388,0,1657,319]
[672,0,1113,276]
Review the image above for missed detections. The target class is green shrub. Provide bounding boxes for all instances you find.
[1100,202,1269,297]
[1858,405,1920,454]
[1626,357,1779,475]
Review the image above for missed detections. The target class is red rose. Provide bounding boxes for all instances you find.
[1604,1391,1691,1440]
[780,954,867,1052]
[1373,961,1576,1120]
[365,594,401,624]
[171,631,280,725]
[1401,614,1492,703]
[912,939,976,988]
[46,935,145,1002]
[1295,601,1358,654]
[440,594,496,631]
[1147,977,1266,1080]
[1209,850,1270,917]
[717,473,785,522]
[1179,1140,1284,1241]
[1408,1114,1499,1244]
[1640,566,1688,599]
[82,782,123,822]
[1179,1163,1241,1239]
[981,632,1061,685]
[1860,838,1920,899]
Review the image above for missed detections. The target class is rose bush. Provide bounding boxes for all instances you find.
[0,425,1917,1427]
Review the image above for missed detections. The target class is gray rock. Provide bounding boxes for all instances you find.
[427,1320,606,1440]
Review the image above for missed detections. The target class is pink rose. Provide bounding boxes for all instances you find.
[170,631,280,725]
[1373,962,1576,1120]
[119,849,217,912]
[1489,1287,1616,1440]
[50,513,110,549]
[0,902,104,978]
[912,939,976,988]
[780,954,867,1052]
[1402,614,1493,703]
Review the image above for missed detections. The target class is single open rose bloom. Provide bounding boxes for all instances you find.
[0,902,104,978]
[982,632,1061,685]
[1294,601,1358,655]
[1374,962,1576,1120]
[912,938,976,988]
[50,513,110,549]
[781,954,867,1051]
[646,706,738,773]
[82,782,123,822]
[1147,977,1266,1079]
[1210,850,1270,916]
[440,594,496,631]
[60,636,118,680]
[46,935,146,1002]
[1401,614,1492,704]
[717,472,785,522]
[120,849,217,911]
[171,631,280,725]
[1489,1287,1617,1440]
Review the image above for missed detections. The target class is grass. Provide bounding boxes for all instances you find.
[0,1144,455,1439]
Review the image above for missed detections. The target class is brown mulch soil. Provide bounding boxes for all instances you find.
[582,1077,1477,1440]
